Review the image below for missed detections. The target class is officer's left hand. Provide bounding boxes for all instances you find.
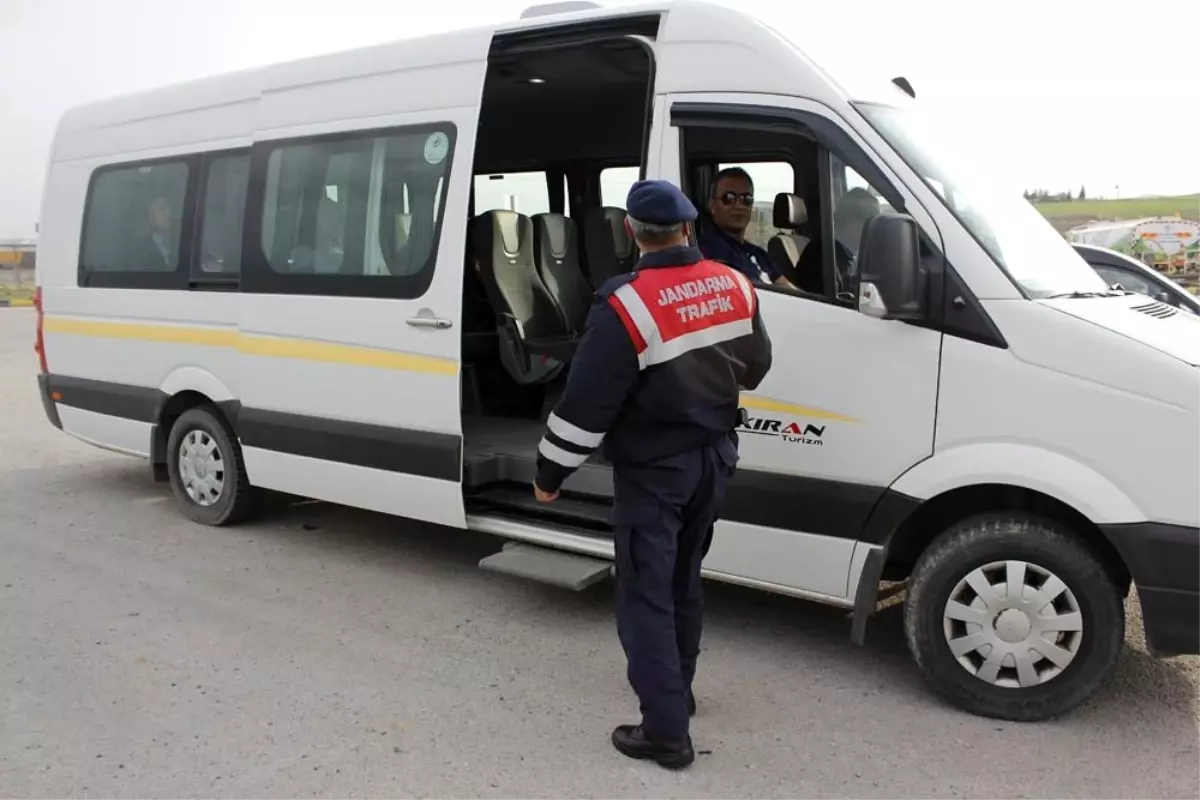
[533,483,559,503]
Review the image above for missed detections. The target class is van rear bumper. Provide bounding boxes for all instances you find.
[1101,521,1199,656]
[37,374,63,430]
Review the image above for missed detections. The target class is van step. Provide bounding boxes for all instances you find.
[466,483,612,531]
[479,543,612,590]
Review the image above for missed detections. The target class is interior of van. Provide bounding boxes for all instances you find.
[458,35,652,531]
[457,27,858,531]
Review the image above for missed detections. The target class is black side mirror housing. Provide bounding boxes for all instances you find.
[855,213,925,321]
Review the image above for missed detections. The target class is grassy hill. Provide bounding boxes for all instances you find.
[1034,194,1199,234]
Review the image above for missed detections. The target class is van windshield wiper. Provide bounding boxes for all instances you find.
[1045,290,1124,299]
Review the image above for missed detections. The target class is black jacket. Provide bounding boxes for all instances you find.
[535,245,772,492]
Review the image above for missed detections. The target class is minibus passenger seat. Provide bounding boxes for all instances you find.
[469,210,576,384]
[532,213,592,335]
[392,212,412,257]
[766,193,810,288]
[582,206,636,287]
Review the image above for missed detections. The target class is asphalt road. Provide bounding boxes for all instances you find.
[1,308,1197,798]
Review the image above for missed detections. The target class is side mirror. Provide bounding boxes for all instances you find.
[855,213,925,321]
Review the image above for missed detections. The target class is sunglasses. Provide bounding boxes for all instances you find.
[718,191,754,207]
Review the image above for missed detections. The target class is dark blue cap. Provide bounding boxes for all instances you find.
[625,179,698,226]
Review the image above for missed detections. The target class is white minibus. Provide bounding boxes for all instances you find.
[33,0,1199,721]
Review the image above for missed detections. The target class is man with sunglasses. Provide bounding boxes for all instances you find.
[698,167,795,289]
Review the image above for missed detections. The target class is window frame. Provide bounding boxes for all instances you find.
[189,147,251,292]
[669,101,1006,347]
[241,120,458,300]
[673,104,887,308]
[77,153,200,290]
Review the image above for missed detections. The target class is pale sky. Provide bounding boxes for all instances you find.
[1,0,1198,239]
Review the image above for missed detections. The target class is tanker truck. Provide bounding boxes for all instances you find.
[1067,216,1200,290]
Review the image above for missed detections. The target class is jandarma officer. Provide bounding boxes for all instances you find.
[533,179,773,769]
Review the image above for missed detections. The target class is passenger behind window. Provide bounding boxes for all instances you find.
[697,167,795,290]
[130,196,175,272]
[289,196,345,273]
[832,187,881,294]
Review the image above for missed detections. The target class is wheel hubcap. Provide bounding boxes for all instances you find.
[178,429,225,507]
[943,560,1083,689]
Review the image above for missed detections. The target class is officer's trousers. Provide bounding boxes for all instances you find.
[612,435,737,742]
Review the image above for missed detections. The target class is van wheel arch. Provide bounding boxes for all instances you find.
[879,484,1131,597]
[150,391,241,482]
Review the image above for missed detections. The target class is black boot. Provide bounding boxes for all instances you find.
[611,725,695,769]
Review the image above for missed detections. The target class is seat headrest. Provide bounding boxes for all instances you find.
[470,209,529,258]
[532,212,572,260]
[393,213,412,252]
[590,207,635,260]
[834,188,882,253]
[773,193,807,230]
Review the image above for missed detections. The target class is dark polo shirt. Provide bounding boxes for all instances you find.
[697,224,780,283]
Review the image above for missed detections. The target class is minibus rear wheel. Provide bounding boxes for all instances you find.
[903,512,1124,721]
[165,405,257,526]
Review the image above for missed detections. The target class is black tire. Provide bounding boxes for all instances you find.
[904,513,1124,722]
[165,406,257,526]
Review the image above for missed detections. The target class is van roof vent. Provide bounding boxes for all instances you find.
[520,1,603,18]
[1130,299,1179,319]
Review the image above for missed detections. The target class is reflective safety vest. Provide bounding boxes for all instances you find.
[533,246,773,493]
[607,259,759,370]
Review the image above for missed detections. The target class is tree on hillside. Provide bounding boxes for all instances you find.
[1079,185,1087,200]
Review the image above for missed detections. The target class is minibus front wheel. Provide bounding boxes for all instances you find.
[165,405,258,526]
[903,512,1124,721]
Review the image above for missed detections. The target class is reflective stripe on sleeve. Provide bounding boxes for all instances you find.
[538,437,591,468]
[546,412,604,449]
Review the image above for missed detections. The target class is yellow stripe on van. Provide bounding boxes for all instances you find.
[42,317,457,376]
[238,334,457,375]
[43,317,239,347]
[739,394,860,423]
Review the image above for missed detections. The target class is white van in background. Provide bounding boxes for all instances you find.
[32,0,1199,721]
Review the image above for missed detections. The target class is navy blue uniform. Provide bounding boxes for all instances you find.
[534,182,772,751]
[697,223,780,284]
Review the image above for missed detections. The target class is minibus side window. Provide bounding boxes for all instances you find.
[196,153,249,280]
[673,105,937,315]
[80,160,191,286]
[599,166,640,208]
[251,124,456,299]
[473,172,564,217]
[676,122,825,298]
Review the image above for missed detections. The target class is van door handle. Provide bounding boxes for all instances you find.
[406,316,453,329]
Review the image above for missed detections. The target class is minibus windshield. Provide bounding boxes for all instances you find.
[855,102,1114,300]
